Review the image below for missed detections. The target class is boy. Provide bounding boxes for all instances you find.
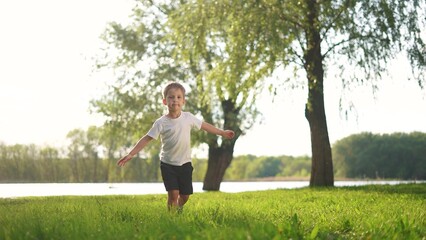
[117,82,235,212]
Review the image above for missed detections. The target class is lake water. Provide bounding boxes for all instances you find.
[0,180,422,198]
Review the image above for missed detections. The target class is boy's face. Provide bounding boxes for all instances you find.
[163,87,185,113]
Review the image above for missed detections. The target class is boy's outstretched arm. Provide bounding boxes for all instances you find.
[117,135,153,167]
[201,122,235,139]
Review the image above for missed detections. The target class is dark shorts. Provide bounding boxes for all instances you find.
[160,161,194,195]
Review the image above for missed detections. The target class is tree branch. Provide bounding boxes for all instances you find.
[321,0,352,41]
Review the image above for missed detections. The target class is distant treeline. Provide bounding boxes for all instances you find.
[0,132,425,182]
[333,132,426,179]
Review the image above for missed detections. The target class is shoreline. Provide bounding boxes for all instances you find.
[0,177,424,184]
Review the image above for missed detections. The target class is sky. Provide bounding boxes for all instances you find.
[1,0,425,157]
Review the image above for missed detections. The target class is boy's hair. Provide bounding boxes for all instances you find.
[163,82,186,98]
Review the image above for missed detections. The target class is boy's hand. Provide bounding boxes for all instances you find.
[117,155,133,167]
[222,130,235,139]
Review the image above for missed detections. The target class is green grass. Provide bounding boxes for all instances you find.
[0,183,425,239]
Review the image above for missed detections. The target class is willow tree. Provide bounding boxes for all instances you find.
[168,2,272,190]
[176,0,425,186]
[94,1,265,190]
[92,1,178,182]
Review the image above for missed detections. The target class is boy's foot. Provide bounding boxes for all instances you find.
[177,206,183,214]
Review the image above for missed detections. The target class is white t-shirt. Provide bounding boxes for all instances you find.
[147,112,202,166]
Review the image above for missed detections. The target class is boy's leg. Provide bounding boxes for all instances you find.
[176,162,193,212]
[175,163,192,214]
[167,190,189,213]
[167,192,189,209]
[167,190,180,210]
[161,162,193,212]
[177,194,189,214]
[178,194,190,207]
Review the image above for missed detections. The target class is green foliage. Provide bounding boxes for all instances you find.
[187,0,426,95]
[333,132,426,179]
[91,0,425,188]
[2,130,425,182]
[0,143,70,183]
[191,157,208,182]
[0,140,308,183]
[0,142,311,182]
[0,127,164,183]
[182,0,426,187]
[92,1,183,165]
[1,184,425,239]
[224,155,311,180]
[93,0,265,148]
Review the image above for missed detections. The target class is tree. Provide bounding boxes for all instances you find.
[66,128,104,182]
[94,0,264,190]
[177,0,425,186]
[333,132,426,179]
[168,3,270,190]
[39,146,60,182]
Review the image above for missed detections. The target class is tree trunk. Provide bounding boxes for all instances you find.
[202,145,234,190]
[305,100,334,186]
[202,99,240,191]
[93,153,98,182]
[304,0,334,187]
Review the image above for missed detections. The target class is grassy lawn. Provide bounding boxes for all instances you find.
[0,183,425,239]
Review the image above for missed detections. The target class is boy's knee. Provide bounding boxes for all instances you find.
[168,190,179,201]
[179,194,190,203]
